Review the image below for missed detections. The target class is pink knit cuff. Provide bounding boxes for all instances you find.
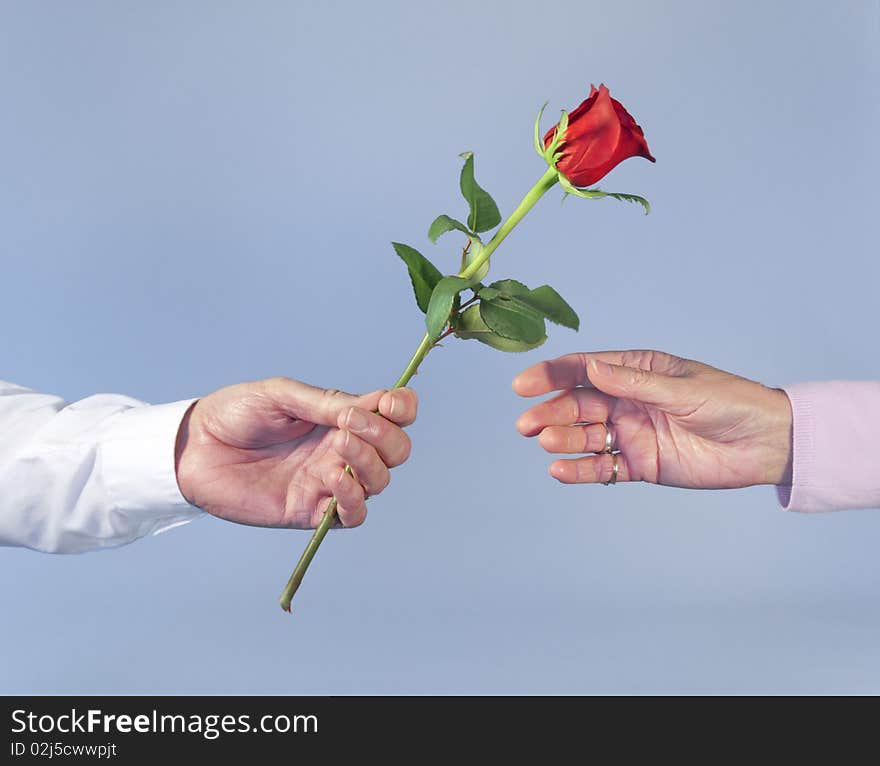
[776,382,880,513]
[775,386,814,511]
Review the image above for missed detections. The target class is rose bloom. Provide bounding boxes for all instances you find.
[544,84,655,187]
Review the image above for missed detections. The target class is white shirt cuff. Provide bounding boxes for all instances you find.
[98,398,204,539]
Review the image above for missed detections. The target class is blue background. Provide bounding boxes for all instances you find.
[1,0,878,693]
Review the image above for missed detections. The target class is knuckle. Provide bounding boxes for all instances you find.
[628,368,647,387]
[584,426,597,452]
[636,350,655,370]
[323,463,343,489]
[369,412,387,436]
[394,433,412,465]
[644,349,664,371]
[575,460,593,482]
[261,376,291,396]
[340,429,360,457]
[622,350,649,369]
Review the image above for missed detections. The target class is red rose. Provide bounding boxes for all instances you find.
[544,84,655,188]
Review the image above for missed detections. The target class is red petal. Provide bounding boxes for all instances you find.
[543,85,601,148]
[556,84,622,180]
[611,97,655,162]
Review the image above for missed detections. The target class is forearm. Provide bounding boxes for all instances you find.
[0,380,202,553]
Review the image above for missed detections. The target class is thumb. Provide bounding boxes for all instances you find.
[586,358,685,408]
[262,377,386,428]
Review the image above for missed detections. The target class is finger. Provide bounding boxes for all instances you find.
[336,500,368,528]
[319,496,369,530]
[516,389,613,437]
[513,350,692,397]
[513,353,630,397]
[586,359,690,408]
[537,423,614,454]
[261,377,387,428]
[337,407,412,467]
[549,453,632,484]
[377,387,418,426]
[320,466,367,527]
[334,430,391,496]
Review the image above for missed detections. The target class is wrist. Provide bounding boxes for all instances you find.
[761,387,793,486]
[174,400,200,504]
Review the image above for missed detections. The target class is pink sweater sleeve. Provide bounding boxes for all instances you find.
[777,382,880,512]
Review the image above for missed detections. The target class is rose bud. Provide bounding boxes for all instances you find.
[544,84,655,188]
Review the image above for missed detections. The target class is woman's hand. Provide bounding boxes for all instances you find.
[174,377,417,529]
[514,350,792,488]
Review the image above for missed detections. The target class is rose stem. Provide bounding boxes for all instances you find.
[278,166,559,612]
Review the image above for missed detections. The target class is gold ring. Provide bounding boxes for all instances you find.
[603,453,619,486]
[599,422,613,454]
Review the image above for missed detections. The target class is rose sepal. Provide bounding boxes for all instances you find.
[534,103,570,171]
[556,171,651,215]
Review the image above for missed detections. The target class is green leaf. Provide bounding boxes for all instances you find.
[517,285,580,330]
[428,214,472,244]
[476,278,578,338]
[477,278,530,302]
[459,152,502,233]
[557,173,651,215]
[480,294,546,344]
[425,275,474,340]
[454,305,547,353]
[484,279,530,296]
[392,242,443,314]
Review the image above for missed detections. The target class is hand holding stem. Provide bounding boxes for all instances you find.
[278,168,561,612]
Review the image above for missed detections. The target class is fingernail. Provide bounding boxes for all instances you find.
[346,408,369,433]
[388,393,399,419]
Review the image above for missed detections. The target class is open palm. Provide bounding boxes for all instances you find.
[514,350,792,489]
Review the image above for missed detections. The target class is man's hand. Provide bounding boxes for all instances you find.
[514,350,792,489]
[174,377,418,528]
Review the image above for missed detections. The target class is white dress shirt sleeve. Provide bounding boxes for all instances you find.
[0,380,203,553]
